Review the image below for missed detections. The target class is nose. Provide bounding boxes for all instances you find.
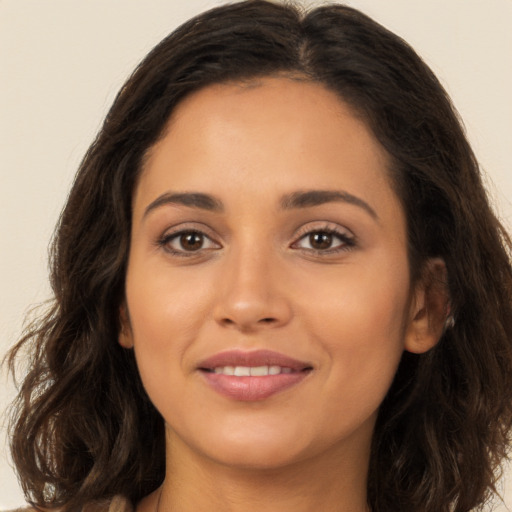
[213,249,293,332]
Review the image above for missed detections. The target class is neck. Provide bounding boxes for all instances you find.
[142,429,371,512]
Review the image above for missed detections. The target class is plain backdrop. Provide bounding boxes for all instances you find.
[1,0,511,509]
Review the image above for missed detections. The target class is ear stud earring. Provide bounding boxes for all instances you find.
[444,315,455,330]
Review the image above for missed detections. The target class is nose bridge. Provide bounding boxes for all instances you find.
[214,236,292,330]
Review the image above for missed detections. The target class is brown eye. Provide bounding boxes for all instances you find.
[160,229,220,255]
[180,232,204,251]
[292,227,355,254]
[309,232,333,250]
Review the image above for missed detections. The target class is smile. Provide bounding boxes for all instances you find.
[198,350,313,401]
[210,365,295,376]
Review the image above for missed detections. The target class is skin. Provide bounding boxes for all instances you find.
[120,77,444,512]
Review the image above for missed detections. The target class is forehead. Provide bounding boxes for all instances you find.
[137,77,398,217]
[161,77,378,160]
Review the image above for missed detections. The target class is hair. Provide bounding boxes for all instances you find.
[6,1,512,511]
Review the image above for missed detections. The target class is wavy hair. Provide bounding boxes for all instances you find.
[7,1,512,511]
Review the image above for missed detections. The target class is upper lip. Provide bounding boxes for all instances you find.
[197,349,313,371]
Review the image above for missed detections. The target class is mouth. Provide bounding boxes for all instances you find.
[197,350,313,401]
[203,365,307,376]
[198,348,312,372]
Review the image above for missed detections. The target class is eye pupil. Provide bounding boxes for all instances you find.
[180,232,203,251]
[309,232,332,250]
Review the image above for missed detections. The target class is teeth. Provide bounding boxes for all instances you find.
[212,365,293,376]
[214,366,235,375]
[269,365,281,375]
[234,366,251,377]
[250,365,268,376]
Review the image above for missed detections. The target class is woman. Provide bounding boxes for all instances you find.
[6,1,512,511]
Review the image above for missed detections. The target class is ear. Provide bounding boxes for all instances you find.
[118,303,134,349]
[404,258,451,354]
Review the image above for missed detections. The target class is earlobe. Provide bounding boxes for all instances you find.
[118,304,134,349]
[404,258,451,354]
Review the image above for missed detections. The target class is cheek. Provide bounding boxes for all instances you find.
[302,282,408,436]
[126,258,212,340]
[123,261,213,402]
[302,255,410,340]
[297,252,410,394]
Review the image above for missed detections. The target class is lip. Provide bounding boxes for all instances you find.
[198,349,312,371]
[197,349,313,401]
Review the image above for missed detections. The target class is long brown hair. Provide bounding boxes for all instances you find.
[7,2,512,511]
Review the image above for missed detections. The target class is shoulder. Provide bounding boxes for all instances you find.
[85,496,134,512]
[2,507,37,512]
[3,495,133,512]
[2,508,36,512]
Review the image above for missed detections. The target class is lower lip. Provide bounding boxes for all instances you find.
[200,371,310,401]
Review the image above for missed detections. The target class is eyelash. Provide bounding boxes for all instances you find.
[156,228,219,257]
[291,224,356,255]
[156,224,356,257]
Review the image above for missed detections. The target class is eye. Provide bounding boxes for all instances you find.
[304,232,337,250]
[158,229,220,255]
[292,227,355,254]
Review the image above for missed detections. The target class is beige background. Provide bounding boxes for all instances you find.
[1,0,511,509]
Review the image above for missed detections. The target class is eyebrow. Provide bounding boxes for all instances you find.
[143,189,378,220]
[280,190,378,220]
[143,192,224,218]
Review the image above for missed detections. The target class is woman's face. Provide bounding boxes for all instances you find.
[121,77,428,471]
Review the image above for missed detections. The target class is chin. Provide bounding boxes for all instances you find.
[169,418,315,471]
[205,441,310,471]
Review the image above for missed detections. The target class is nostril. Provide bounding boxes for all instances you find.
[259,317,276,323]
